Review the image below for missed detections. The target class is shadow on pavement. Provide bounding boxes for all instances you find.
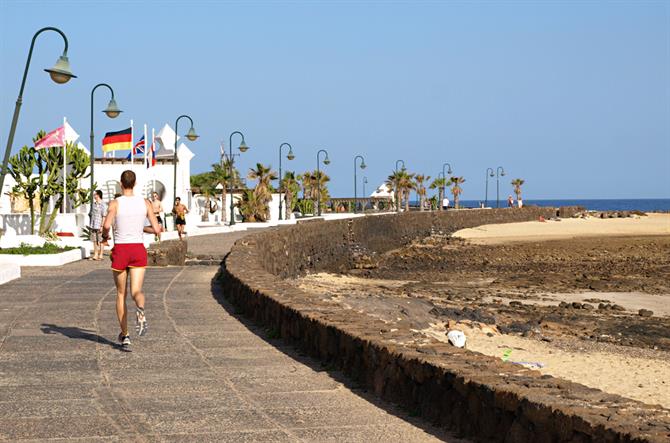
[209,271,457,442]
[40,323,128,352]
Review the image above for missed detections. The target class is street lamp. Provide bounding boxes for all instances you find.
[316,149,330,216]
[496,166,506,208]
[485,167,494,208]
[353,155,366,213]
[363,176,368,209]
[229,131,249,225]
[89,83,122,218]
[0,27,76,202]
[441,162,453,211]
[394,159,405,212]
[278,142,294,220]
[173,115,198,213]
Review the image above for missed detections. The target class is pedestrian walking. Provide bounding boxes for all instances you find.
[89,190,107,261]
[102,170,162,349]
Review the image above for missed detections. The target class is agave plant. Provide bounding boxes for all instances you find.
[7,145,39,233]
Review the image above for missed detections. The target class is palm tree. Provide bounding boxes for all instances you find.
[281,171,299,219]
[385,170,403,211]
[247,163,277,222]
[199,180,217,222]
[447,176,465,209]
[398,169,415,211]
[429,177,447,211]
[385,168,414,211]
[511,178,525,207]
[211,163,231,223]
[414,174,430,211]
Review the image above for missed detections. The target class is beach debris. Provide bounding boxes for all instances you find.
[502,348,513,361]
[447,330,467,348]
[638,309,654,317]
[510,361,546,369]
[538,215,546,222]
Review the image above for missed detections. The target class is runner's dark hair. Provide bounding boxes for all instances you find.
[120,170,136,189]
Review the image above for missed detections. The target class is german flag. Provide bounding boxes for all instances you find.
[102,127,132,152]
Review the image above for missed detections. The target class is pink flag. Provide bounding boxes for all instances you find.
[34,125,65,150]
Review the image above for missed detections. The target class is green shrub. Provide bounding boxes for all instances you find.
[0,242,76,255]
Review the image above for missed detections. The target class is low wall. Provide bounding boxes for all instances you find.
[147,239,186,266]
[222,208,670,442]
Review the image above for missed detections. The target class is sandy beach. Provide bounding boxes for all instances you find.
[290,213,670,409]
[453,213,670,244]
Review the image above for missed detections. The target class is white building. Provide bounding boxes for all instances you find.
[0,123,196,236]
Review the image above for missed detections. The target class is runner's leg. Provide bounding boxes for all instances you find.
[129,267,148,335]
[129,267,146,309]
[113,270,128,335]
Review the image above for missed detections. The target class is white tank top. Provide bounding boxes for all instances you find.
[113,195,147,244]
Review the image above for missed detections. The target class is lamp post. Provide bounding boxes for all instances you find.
[394,159,405,212]
[172,115,199,214]
[278,142,295,220]
[228,131,249,225]
[89,83,122,217]
[441,162,453,210]
[496,166,505,208]
[363,176,368,211]
[485,167,494,208]
[353,155,366,213]
[0,27,76,203]
[316,149,330,216]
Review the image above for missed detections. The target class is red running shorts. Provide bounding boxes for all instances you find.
[111,243,147,271]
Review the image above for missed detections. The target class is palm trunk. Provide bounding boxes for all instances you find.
[28,193,35,235]
[404,189,410,211]
[221,188,226,223]
[203,196,210,221]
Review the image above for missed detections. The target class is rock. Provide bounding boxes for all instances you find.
[559,301,570,308]
[571,302,583,309]
[611,304,626,311]
[638,309,653,317]
[509,301,523,307]
[582,304,594,311]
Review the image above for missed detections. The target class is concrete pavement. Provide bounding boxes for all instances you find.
[0,233,467,442]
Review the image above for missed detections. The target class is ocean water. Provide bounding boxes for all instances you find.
[456,199,670,212]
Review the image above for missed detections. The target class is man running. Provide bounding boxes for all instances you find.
[102,170,162,348]
[172,197,188,240]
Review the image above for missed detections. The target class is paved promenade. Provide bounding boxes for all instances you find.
[0,233,465,442]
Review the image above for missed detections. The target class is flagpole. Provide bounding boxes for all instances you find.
[130,119,134,170]
[144,123,148,170]
[63,116,67,214]
[151,127,156,193]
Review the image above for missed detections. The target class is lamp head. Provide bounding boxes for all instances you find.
[490,172,494,177]
[447,167,452,174]
[185,127,199,141]
[287,148,295,160]
[501,170,506,176]
[102,98,122,119]
[323,157,331,165]
[238,140,249,153]
[360,160,367,169]
[44,54,76,84]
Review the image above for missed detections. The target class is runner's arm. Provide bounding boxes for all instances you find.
[101,200,117,240]
[145,200,162,236]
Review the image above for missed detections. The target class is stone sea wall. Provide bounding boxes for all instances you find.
[222,207,670,442]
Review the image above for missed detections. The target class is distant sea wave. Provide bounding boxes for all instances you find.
[455,199,670,212]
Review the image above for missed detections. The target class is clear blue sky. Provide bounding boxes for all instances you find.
[1,0,668,200]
